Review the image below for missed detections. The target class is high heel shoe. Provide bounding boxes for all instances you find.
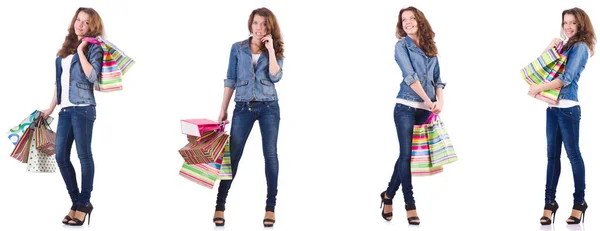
[566,201,588,224]
[540,202,559,225]
[213,205,225,226]
[380,191,393,221]
[405,204,420,225]
[263,206,276,227]
[61,204,77,224]
[68,203,93,226]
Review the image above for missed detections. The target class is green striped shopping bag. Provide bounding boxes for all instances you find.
[521,42,567,104]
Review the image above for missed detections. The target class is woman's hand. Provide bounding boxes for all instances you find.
[77,40,89,53]
[432,101,443,115]
[41,108,54,117]
[218,110,229,124]
[262,34,274,52]
[528,84,543,96]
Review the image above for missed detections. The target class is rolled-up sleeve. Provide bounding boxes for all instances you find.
[268,58,283,83]
[394,40,419,86]
[224,44,238,88]
[558,43,589,87]
[433,59,446,89]
[86,44,103,83]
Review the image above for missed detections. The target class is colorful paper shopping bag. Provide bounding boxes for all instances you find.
[179,162,220,189]
[427,115,458,168]
[521,42,567,104]
[26,134,57,173]
[10,125,33,163]
[410,114,443,176]
[180,119,222,137]
[35,117,56,155]
[83,36,135,92]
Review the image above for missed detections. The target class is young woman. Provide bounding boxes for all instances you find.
[379,6,445,225]
[530,7,596,225]
[41,7,104,226]
[213,7,284,227]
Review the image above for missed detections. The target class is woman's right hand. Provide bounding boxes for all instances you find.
[41,108,53,118]
[218,110,229,124]
[546,38,562,50]
[424,99,434,111]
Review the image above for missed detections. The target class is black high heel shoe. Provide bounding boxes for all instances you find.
[380,191,393,221]
[68,203,93,226]
[566,201,588,224]
[263,206,276,227]
[213,205,225,226]
[540,202,559,225]
[405,204,420,225]
[61,204,77,224]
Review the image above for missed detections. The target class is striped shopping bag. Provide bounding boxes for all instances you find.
[83,36,135,92]
[521,42,567,104]
[410,114,443,176]
[427,115,458,168]
[35,117,56,155]
[179,132,230,164]
[179,140,232,189]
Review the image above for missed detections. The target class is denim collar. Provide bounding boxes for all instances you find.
[240,37,267,64]
[404,36,426,57]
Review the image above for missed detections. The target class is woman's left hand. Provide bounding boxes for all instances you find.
[77,40,89,53]
[432,101,443,115]
[528,84,543,96]
[261,34,274,52]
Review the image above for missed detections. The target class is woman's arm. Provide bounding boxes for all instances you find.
[41,89,58,117]
[77,41,103,83]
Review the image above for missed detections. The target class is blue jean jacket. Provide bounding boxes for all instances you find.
[224,38,284,102]
[394,36,445,102]
[55,43,103,105]
[557,42,590,102]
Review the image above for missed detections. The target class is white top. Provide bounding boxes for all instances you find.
[548,99,579,108]
[252,53,261,67]
[396,98,430,110]
[60,54,90,108]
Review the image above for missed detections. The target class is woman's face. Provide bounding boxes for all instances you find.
[251,14,268,39]
[563,13,578,39]
[74,11,91,39]
[401,10,418,37]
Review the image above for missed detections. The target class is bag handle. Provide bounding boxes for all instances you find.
[556,41,564,54]
[425,113,437,124]
[82,37,102,45]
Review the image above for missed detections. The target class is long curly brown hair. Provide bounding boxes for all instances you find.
[247,7,284,59]
[396,6,437,57]
[562,7,596,56]
[57,7,104,58]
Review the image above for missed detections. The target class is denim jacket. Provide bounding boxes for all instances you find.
[55,43,103,105]
[394,36,445,102]
[224,38,283,102]
[557,42,590,102]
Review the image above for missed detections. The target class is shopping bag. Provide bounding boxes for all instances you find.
[83,36,135,92]
[179,132,229,164]
[410,114,443,176]
[180,119,222,137]
[521,42,567,104]
[427,115,458,168]
[26,134,57,173]
[178,140,232,189]
[9,125,33,163]
[35,117,56,155]
[6,110,51,145]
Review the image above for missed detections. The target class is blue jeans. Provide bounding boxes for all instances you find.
[386,104,431,204]
[55,106,96,206]
[217,101,280,207]
[545,106,586,205]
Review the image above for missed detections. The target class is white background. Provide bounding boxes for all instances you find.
[0,0,598,230]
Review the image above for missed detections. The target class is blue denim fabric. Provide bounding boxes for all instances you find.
[55,43,103,105]
[395,36,445,102]
[54,106,96,206]
[557,42,590,102]
[216,101,280,207]
[224,38,283,102]
[545,106,585,205]
[386,103,432,204]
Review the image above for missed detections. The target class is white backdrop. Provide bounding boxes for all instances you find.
[0,0,598,230]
